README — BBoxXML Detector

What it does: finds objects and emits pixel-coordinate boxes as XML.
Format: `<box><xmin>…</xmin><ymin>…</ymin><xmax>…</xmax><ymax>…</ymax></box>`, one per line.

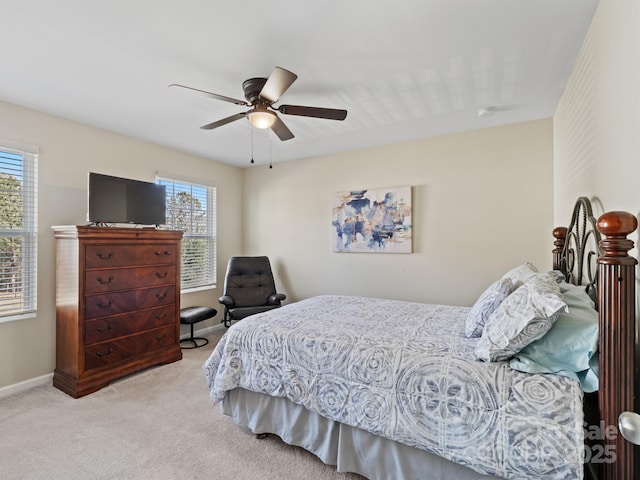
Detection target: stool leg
<box><xmin>180</xmin><ymin>321</ymin><xmax>210</xmax><ymax>349</ymax></box>
<box><xmin>190</xmin><ymin>323</ymin><xmax>195</xmax><ymax>341</ymax></box>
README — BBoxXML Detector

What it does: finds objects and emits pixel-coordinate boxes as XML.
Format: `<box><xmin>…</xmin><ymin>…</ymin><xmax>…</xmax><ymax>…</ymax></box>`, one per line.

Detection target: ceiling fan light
<box><xmin>247</xmin><ymin>108</ymin><xmax>276</xmax><ymax>129</ymax></box>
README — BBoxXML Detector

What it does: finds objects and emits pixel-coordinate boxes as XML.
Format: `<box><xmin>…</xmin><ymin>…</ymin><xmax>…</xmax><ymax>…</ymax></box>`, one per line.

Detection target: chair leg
<box><xmin>179</xmin><ymin>323</ymin><xmax>209</xmax><ymax>349</ymax></box>
<box><xmin>222</xmin><ymin>309</ymin><xmax>232</xmax><ymax>328</ymax></box>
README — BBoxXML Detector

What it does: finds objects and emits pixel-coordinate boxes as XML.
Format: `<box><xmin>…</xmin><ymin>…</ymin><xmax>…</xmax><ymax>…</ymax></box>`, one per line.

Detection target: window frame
<box><xmin>0</xmin><ymin>141</ymin><xmax>38</xmax><ymax>323</ymax></box>
<box><xmin>156</xmin><ymin>175</ymin><xmax>216</xmax><ymax>292</ymax></box>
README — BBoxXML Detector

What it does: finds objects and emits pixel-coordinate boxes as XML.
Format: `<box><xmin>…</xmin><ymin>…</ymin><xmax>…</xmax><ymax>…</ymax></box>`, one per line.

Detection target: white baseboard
<box><xmin>180</xmin><ymin>323</ymin><xmax>226</xmax><ymax>339</ymax></box>
<box><xmin>0</xmin><ymin>324</ymin><xmax>226</xmax><ymax>399</ymax></box>
<box><xmin>0</xmin><ymin>373</ymin><xmax>53</xmax><ymax>399</ymax></box>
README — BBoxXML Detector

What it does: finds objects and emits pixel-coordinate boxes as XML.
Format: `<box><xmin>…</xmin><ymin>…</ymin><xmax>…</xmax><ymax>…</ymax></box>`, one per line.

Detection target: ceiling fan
<box><xmin>170</xmin><ymin>66</ymin><xmax>348</xmax><ymax>141</ymax></box>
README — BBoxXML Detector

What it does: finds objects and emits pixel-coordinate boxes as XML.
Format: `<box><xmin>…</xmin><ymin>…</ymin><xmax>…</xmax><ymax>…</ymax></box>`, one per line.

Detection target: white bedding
<box><xmin>203</xmin><ymin>295</ymin><xmax>584</xmax><ymax>479</ymax></box>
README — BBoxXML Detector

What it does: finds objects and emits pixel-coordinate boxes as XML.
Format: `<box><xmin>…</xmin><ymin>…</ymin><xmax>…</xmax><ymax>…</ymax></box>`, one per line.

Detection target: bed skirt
<box><xmin>221</xmin><ymin>388</ymin><xmax>502</xmax><ymax>480</ymax></box>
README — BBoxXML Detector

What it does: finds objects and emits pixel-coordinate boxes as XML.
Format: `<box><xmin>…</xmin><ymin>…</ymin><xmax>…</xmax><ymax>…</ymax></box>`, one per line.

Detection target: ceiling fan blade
<box><xmin>270</xmin><ymin>115</ymin><xmax>295</xmax><ymax>141</ymax></box>
<box><xmin>201</xmin><ymin>112</ymin><xmax>247</xmax><ymax>130</ymax></box>
<box><xmin>259</xmin><ymin>67</ymin><xmax>298</xmax><ymax>103</ymax></box>
<box><xmin>278</xmin><ymin>104</ymin><xmax>347</xmax><ymax>121</ymax></box>
<box><xmin>169</xmin><ymin>84</ymin><xmax>248</xmax><ymax>106</ymax></box>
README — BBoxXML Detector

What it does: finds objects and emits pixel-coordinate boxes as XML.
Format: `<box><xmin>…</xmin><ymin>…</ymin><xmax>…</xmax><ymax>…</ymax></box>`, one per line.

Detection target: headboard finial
<box><xmin>597</xmin><ymin>211</ymin><xmax>638</xmax><ymax>264</ymax></box>
<box><xmin>552</xmin><ymin>226</ymin><xmax>568</xmax><ymax>248</ymax></box>
<box><xmin>552</xmin><ymin>227</ymin><xmax>567</xmax><ymax>271</ymax></box>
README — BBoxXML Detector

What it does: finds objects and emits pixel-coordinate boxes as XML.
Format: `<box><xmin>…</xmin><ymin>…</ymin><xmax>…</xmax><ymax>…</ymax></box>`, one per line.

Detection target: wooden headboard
<box><xmin>553</xmin><ymin>197</ymin><xmax>638</xmax><ymax>480</ymax></box>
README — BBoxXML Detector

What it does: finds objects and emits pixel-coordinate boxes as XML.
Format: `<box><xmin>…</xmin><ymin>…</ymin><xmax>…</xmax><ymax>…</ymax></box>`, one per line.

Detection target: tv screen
<box><xmin>88</xmin><ymin>173</ymin><xmax>166</xmax><ymax>226</ymax></box>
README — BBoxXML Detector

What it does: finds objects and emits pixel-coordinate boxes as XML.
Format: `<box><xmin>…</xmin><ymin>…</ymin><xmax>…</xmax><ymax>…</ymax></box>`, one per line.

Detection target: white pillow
<box><xmin>475</xmin><ymin>272</ymin><xmax>567</xmax><ymax>362</ymax></box>
<box><xmin>465</xmin><ymin>278</ymin><xmax>513</xmax><ymax>338</ymax></box>
<box><xmin>500</xmin><ymin>262</ymin><xmax>538</xmax><ymax>290</ymax></box>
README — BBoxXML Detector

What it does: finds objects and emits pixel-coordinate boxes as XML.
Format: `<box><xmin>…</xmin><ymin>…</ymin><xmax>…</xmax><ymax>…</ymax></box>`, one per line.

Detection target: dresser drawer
<box><xmin>85</xmin><ymin>265</ymin><xmax>177</xmax><ymax>294</ymax></box>
<box><xmin>85</xmin><ymin>325</ymin><xmax>176</xmax><ymax>370</ymax></box>
<box><xmin>137</xmin><ymin>325</ymin><xmax>175</xmax><ymax>353</ymax></box>
<box><xmin>85</xmin><ymin>244</ymin><xmax>178</xmax><ymax>268</ymax></box>
<box><xmin>85</xmin><ymin>286</ymin><xmax>176</xmax><ymax>319</ymax></box>
<box><xmin>85</xmin><ymin>305</ymin><xmax>175</xmax><ymax>345</ymax></box>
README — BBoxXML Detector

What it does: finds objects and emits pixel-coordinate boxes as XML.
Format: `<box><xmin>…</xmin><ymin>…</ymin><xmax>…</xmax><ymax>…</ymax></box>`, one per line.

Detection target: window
<box><xmin>156</xmin><ymin>177</ymin><xmax>216</xmax><ymax>291</ymax></box>
<box><xmin>0</xmin><ymin>145</ymin><xmax>38</xmax><ymax>321</ymax></box>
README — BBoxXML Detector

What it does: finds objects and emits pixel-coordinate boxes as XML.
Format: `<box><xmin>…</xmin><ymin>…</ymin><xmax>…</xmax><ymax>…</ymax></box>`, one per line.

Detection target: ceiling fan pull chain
<box><xmin>250</xmin><ymin>128</ymin><xmax>255</xmax><ymax>164</ymax></box>
<box><xmin>269</xmin><ymin>131</ymin><xmax>273</xmax><ymax>169</ymax></box>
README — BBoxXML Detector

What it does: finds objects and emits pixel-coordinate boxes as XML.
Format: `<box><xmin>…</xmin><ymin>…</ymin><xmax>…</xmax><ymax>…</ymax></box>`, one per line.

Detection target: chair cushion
<box><xmin>180</xmin><ymin>306</ymin><xmax>217</xmax><ymax>324</ymax></box>
<box><xmin>228</xmin><ymin>305</ymin><xmax>280</xmax><ymax>320</ymax></box>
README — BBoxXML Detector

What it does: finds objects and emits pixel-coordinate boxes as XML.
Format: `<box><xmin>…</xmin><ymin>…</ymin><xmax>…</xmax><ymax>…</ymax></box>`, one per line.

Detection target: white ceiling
<box><xmin>0</xmin><ymin>0</ymin><xmax>598</xmax><ymax>168</ymax></box>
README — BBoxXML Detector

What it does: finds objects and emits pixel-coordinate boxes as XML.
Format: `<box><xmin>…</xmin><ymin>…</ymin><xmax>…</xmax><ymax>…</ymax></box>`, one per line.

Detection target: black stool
<box><xmin>179</xmin><ymin>306</ymin><xmax>217</xmax><ymax>349</ymax></box>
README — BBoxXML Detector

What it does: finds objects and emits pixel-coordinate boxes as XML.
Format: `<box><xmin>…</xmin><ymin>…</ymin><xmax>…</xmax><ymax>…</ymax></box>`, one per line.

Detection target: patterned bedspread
<box><xmin>203</xmin><ymin>295</ymin><xmax>584</xmax><ymax>479</ymax></box>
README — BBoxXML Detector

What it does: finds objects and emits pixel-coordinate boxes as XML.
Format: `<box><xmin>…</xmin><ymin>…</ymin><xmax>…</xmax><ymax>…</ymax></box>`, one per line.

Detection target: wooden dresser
<box><xmin>52</xmin><ymin>226</ymin><xmax>183</xmax><ymax>398</ymax></box>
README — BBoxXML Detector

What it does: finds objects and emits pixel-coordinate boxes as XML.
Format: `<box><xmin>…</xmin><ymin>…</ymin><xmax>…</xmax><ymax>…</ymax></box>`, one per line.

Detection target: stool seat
<box><xmin>180</xmin><ymin>306</ymin><xmax>217</xmax><ymax>349</ymax></box>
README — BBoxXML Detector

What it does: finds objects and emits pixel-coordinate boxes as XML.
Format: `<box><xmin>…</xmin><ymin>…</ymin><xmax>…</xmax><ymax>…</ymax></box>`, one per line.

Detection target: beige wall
<box><xmin>553</xmin><ymin>0</ymin><xmax>640</xmax><ymax>340</ymax></box>
<box><xmin>243</xmin><ymin>119</ymin><xmax>555</xmax><ymax>308</ymax></box>
<box><xmin>554</xmin><ymin>0</ymin><xmax>640</xmax><ymax>222</ymax></box>
<box><xmin>0</xmin><ymin>100</ymin><xmax>243</xmax><ymax>389</ymax></box>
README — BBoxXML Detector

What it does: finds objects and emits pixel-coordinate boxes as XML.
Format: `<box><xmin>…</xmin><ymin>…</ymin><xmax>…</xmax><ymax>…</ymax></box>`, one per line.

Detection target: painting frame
<box><xmin>332</xmin><ymin>186</ymin><xmax>412</xmax><ymax>253</ymax></box>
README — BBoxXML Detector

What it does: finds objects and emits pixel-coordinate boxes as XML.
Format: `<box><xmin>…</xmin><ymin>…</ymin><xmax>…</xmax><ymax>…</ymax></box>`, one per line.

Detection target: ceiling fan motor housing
<box><xmin>242</xmin><ymin>77</ymin><xmax>268</xmax><ymax>105</ymax></box>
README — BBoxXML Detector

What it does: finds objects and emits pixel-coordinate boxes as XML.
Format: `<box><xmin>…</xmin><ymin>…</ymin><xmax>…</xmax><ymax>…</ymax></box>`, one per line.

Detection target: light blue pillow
<box><xmin>465</xmin><ymin>278</ymin><xmax>513</xmax><ymax>338</ymax></box>
<box><xmin>509</xmin><ymin>281</ymin><xmax>599</xmax><ymax>392</ymax></box>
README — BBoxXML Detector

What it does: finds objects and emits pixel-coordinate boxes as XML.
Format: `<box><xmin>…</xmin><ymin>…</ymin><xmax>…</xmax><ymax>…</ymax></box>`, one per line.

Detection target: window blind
<box><xmin>0</xmin><ymin>147</ymin><xmax>38</xmax><ymax>320</ymax></box>
<box><xmin>157</xmin><ymin>177</ymin><xmax>216</xmax><ymax>290</ymax></box>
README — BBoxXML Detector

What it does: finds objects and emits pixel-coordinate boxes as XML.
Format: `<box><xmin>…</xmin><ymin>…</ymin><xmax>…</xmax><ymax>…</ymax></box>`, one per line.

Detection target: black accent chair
<box><xmin>218</xmin><ymin>256</ymin><xmax>286</xmax><ymax>328</ymax></box>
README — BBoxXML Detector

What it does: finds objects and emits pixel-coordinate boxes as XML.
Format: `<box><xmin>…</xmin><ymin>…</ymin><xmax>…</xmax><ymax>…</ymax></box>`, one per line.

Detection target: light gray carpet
<box><xmin>0</xmin><ymin>329</ymin><xmax>363</xmax><ymax>480</ymax></box>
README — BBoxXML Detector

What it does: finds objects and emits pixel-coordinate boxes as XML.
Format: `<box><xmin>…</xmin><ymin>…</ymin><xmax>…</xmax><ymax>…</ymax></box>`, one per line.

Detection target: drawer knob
<box><xmin>96</xmin><ymin>348</ymin><xmax>114</xmax><ymax>358</ymax></box>
<box><xmin>96</xmin><ymin>300</ymin><xmax>113</xmax><ymax>309</ymax></box>
<box><xmin>96</xmin><ymin>252</ymin><xmax>114</xmax><ymax>260</ymax></box>
<box><xmin>155</xmin><ymin>293</ymin><xmax>168</xmax><ymax>300</ymax></box>
<box><xmin>97</xmin><ymin>275</ymin><xmax>114</xmax><ymax>285</ymax></box>
<box><xmin>155</xmin><ymin>251</ymin><xmax>171</xmax><ymax>256</ymax></box>
<box><xmin>155</xmin><ymin>271</ymin><xmax>169</xmax><ymax>279</ymax></box>
<box><xmin>96</xmin><ymin>324</ymin><xmax>113</xmax><ymax>334</ymax></box>
<box><xmin>155</xmin><ymin>312</ymin><xmax>168</xmax><ymax>320</ymax></box>
<box><xmin>154</xmin><ymin>334</ymin><xmax>167</xmax><ymax>341</ymax></box>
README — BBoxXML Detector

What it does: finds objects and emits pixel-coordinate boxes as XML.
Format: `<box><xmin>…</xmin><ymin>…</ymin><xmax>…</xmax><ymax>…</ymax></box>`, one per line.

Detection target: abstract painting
<box><xmin>332</xmin><ymin>186</ymin><xmax>412</xmax><ymax>253</ymax></box>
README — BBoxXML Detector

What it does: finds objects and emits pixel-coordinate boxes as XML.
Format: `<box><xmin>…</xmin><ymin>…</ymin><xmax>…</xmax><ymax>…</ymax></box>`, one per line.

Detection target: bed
<box><xmin>203</xmin><ymin>197</ymin><xmax>638</xmax><ymax>480</ymax></box>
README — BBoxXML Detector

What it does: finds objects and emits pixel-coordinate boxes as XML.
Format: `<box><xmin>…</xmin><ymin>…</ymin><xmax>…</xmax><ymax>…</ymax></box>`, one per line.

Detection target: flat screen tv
<box><xmin>88</xmin><ymin>172</ymin><xmax>166</xmax><ymax>226</ymax></box>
